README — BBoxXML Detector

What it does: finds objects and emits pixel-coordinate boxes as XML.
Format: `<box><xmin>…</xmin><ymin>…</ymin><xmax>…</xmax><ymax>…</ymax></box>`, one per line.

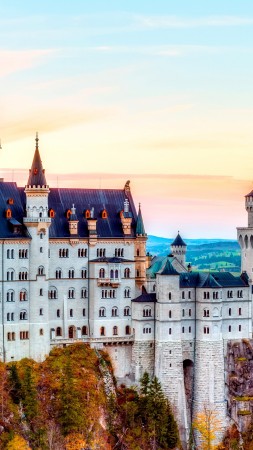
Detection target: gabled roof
<box><xmin>171</xmin><ymin>232</ymin><xmax>186</xmax><ymax>247</ymax></box>
<box><xmin>159</xmin><ymin>259</ymin><xmax>179</xmax><ymax>276</ymax></box>
<box><xmin>26</xmin><ymin>134</ymin><xmax>47</xmax><ymax>187</ymax></box>
<box><xmin>132</xmin><ymin>292</ymin><xmax>156</xmax><ymax>303</ymax></box>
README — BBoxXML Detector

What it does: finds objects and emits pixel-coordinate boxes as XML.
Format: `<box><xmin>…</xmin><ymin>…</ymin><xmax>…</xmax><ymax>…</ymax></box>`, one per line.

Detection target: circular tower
<box><xmin>237</xmin><ymin>189</ymin><xmax>253</xmax><ymax>280</ymax></box>
<box><xmin>170</xmin><ymin>232</ymin><xmax>187</xmax><ymax>267</ymax></box>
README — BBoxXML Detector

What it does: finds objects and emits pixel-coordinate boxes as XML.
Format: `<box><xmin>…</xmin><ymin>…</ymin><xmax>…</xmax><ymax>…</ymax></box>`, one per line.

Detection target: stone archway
<box><xmin>183</xmin><ymin>359</ymin><xmax>194</xmax><ymax>412</ymax></box>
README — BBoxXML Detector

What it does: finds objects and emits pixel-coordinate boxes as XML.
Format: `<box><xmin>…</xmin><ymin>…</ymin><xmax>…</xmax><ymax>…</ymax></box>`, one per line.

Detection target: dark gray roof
<box><xmin>27</xmin><ymin>139</ymin><xmax>47</xmax><ymax>187</ymax></box>
<box><xmin>0</xmin><ymin>182</ymin><xmax>30</xmax><ymax>239</ymax></box>
<box><xmin>136</xmin><ymin>204</ymin><xmax>146</xmax><ymax>236</ymax></box>
<box><xmin>132</xmin><ymin>292</ymin><xmax>156</xmax><ymax>303</ymax></box>
<box><xmin>160</xmin><ymin>259</ymin><xmax>179</xmax><ymax>276</ymax></box>
<box><xmin>179</xmin><ymin>271</ymin><xmax>248</xmax><ymax>288</ymax></box>
<box><xmin>171</xmin><ymin>233</ymin><xmax>186</xmax><ymax>247</ymax></box>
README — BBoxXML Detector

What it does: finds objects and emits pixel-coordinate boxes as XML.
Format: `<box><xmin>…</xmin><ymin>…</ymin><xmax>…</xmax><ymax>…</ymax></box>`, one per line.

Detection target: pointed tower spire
<box><xmin>26</xmin><ymin>133</ymin><xmax>47</xmax><ymax>187</ymax></box>
<box><xmin>136</xmin><ymin>203</ymin><xmax>146</xmax><ymax>236</ymax></box>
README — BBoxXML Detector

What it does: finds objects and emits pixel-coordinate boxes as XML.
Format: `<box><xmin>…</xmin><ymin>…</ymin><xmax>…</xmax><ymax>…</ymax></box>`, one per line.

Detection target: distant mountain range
<box><xmin>146</xmin><ymin>235</ymin><xmax>241</xmax><ymax>272</ymax></box>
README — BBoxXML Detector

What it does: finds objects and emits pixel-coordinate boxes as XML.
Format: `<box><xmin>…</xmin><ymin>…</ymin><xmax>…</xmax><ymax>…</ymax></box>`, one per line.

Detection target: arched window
<box><xmin>99</xmin><ymin>307</ymin><xmax>106</xmax><ymax>317</ymax></box>
<box><xmin>112</xmin><ymin>307</ymin><xmax>118</xmax><ymax>317</ymax></box>
<box><xmin>20</xmin><ymin>310</ymin><xmax>27</xmax><ymax>320</ymax></box>
<box><xmin>48</xmin><ymin>287</ymin><xmax>57</xmax><ymax>299</ymax></box>
<box><xmin>40</xmin><ymin>329</ymin><xmax>44</xmax><ymax>336</ymax></box>
<box><xmin>99</xmin><ymin>268</ymin><xmax>105</xmax><ymax>278</ymax></box>
<box><xmin>7</xmin><ymin>290</ymin><xmax>14</xmax><ymax>302</ymax></box>
<box><xmin>110</xmin><ymin>269</ymin><xmax>114</xmax><ymax>279</ymax></box>
<box><xmin>101</xmin><ymin>209</ymin><xmax>108</xmax><ymax>219</ymax></box>
<box><xmin>7</xmin><ymin>269</ymin><xmax>14</xmax><ymax>281</ymax></box>
<box><xmin>125</xmin><ymin>325</ymin><xmax>131</xmax><ymax>335</ymax></box>
<box><xmin>100</xmin><ymin>327</ymin><xmax>105</xmax><ymax>336</ymax></box>
<box><xmin>56</xmin><ymin>327</ymin><xmax>62</xmax><ymax>337</ymax></box>
<box><xmin>57</xmin><ymin>309</ymin><xmax>60</xmax><ymax>318</ymax></box>
<box><xmin>82</xmin><ymin>326</ymin><xmax>88</xmax><ymax>335</ymax></box>
<box><xmin>169</xmin><ymin>310</ymin><xmax>172</xmax><ymax>318</ymax></box>
<box><xmin>143</xmin><ymin>307</ymin><xmax>152</xmax><ymax>317</ymax></box>
<box><xmin>69</xmin><ymin>269</ymin><xmax>74</xmax><ymax>279</ymax></box>
<box><xmin>203</xmin><ymin>309</ymin><xmax>210</xmax><ymax>318</ymax></box>
<box><xmin>124</xmin><ymin>268</ymin><xmax>130</xmax><ymax>278</ymax></box>
<box><xmin>6</xmin><ymin>208</ymin><xmax>12</xmax><ymax>219</ymax></box>
<box><xmin>70</xmin><ymin>309</ymin><xmax>73</xmax><ymax>317</ymax></box>
<box><xmin>81</xmin><ymin>288</ymin><xmax>87</xmax><ymax>299</ymax></box>
<box><xmin>38</xmin><ymin>266</ymin><xmax>44</xmax><ymax>276</ymax></box>
<box><xmin>136</xmin><ymin>269</ymin><xmax>140</xmax><ymax>277</ymax></box>
<box><xmin>81</xmin><ymin>269</ymin><xmax>87</xmax><ymax>279</ymax></box>
<box><xmin>136</xmin><ymin>249</ymin><xmax>140</xmax><ymax>257</ymax></box>
<box><xmin>78</xmin><ymin>248</ymin><xmax>87</xmax><ymax>257</ymax></box>
<box><xmin>49</xmin><ymin>209</ymin><xmax>55</xmax><ymax>218</ymax></box>
<box><xmin>66</xmin><ymin>209</ymin><xmax>71</xmax><ymax>219</ymax></box>
<box><xmin>85</xmin><ymin>209</ymin><xmax>90</xmax><ymax>219</ymax></box>
<box><xmin>68</xmin><ymin>288</ymin><xmax>75</xmax><ymax>299</ymax></box>
<box><xmin>68</xmin><ymin>326</ymin><xmax>75</xmax><ymax>338</ymax></box>
<box><xmin>113</xmin><ymin>326</ymin><xmax>118</xmax><ymax>336</ymax></box>
<box><xmin>56</xmin><ymin>269</ymin><xmax>62</xmax><ymax>279</ymax></box>
<box><xmin>115</xmin><ymin>269</ymin><xmax>119</xmax><ymax>279</ymax></box>
<box><xmin>20</xmin><ymin>289</ymin><xmax>27</xmax><ymax>301</ymax></box>
<box><xmin>143</xmin><ymin>325</ymin><xmax>152</xmax><ymax>334</ymax></box>
<box><xmin>124</xmin><ymin>288</ymin><xmax>130</xmax><ymax>298</ymax></box>
<box><xmin>124</xmin><ymin>306</ymin><xmax>131</xmax><ymax>316</ymax></box>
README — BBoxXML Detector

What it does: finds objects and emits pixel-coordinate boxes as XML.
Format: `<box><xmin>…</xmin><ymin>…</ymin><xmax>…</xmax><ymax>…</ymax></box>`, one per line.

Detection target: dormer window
<box><xmin>6</xmin><ymin>209</ymin><xmax>12</xmax><ymax>219</ymax></box>
<box><xmin>34</xmin><ymin>168</ymin><xmax>38</xmax><ymax>175</ymax></box>
<box><xmin>49</xmin><ymin>209</ymin><xmax>55</xmax><ymax>218</ymax></box>
<box><xmin>8</xmin><ymin>198</ymin><xmax>14</xmax><ymax>205</ymax></box>
<box><xmin>66</xmin><ymin>209</ymin><xmax>71</xmax><ymax>219</ymax></box>
<box><xmin>101</xmin><ymin>209</ymin><xmax>108</xmax><ymax>219</ymax></box>
<box><xmin>85</xmin><ymin>210</ymin><xmax>91</xmax><ymax>219</ymax></box>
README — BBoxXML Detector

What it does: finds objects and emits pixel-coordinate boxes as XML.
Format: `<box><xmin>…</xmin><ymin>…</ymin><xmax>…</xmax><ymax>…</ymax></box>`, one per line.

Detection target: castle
<box><xmin>1</xmin><ymin>135</ymin><xmax>253</xmax><ymax>446</ymax></box>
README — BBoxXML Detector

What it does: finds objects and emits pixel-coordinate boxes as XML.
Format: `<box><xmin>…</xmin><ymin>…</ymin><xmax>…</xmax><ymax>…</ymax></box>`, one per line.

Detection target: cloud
<box><xmin>134</xmin><ymin>15</ymin><xmax>253</xmax><ymax>29</ymax></box>
<box><xmin>0</xmin><ymin>49</ymin><xmax>55</xmax><ymax>78</ymax></box>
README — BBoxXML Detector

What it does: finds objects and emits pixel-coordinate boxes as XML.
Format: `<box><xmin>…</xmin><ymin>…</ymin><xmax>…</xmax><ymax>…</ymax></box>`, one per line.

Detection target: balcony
<box><xmin>97</xmin><ymin>278</ymin><xmax>120</xmax><ymax>287</ymax></box>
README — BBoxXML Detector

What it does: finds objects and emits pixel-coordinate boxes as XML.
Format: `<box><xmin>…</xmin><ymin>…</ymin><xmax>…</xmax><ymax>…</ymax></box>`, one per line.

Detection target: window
<box><xmin>49</xmin><ymin>209</ymin><xmax>55</xmax><ymax>218</ymax></box>
<box><xmin>68</xmin><ymin>326</ymin><xmax>75</xmax><ymax>338</ymax></box>
<box><xmin>81</xmin><ymin>269</ymin><xmax>87</xmax><ymax>279</ymax></box>
<box><xmin>40</xmin><ymin>329</ymin><xmax>44</xmax><ymax>336</ymax></box>
<box><xmin>56</xmin><ymin>269</ymin><xmax>62</xmax><ymax>279</ymax></box>
<box><xmin>38</xmin><ymin>266</ymin><xmax>44</xmax><ymax>276</ymax></box>
<box><xmin>169</xmin><ymin>328</ymin><xmax>172</xmax><ymax>335</ymax></box>
<box><xmin>169</xmin><ymin>310</ymin><xmax>172</xmax><ymax>318</ymax></box>
<box><xmin>102</xmin><ymin>209</ymin><xmax>108</xmax><ymax>219</ymax></box>
<box><xmin>100</xmin><ymin>326</ymin><xmax>105</xmax><ymax>336</ymax></box>
<box><xmin>227</xmin><ymin>290</ymin><xmax>233</xmax><ymax>298</ymax></box>
<box><xmin>68</xmin><ymin>288</ymin><xmax>75</xmax><ymax>299</ymax></box>
<box><xmin>124</xmin><ymin>268</ymin><xmax>130</xmax><ymax>278</ymax></box>
<box><xmin>81</xmin><ymin>288</ymin><xmax>87</xmax><ymax>299</ymax></box>
<box><xmin>70</xmin><ymin>309</ymin><xmax>73</xmax><ymax>318</ymax></box>
<box><xmin>124</xmin><ymin>288</ymin><xmax>130</xmax><ymax>298</ymax></box>
<box><xmin>237</xmin><ymin>290</ymin><xmax>243</xmax><ymax>298</ymax></box>
<box><xmin>125</xmin><ymin>325</ymin><xmax>131</xmax><ymax>335</ymax></box>
<box><xmin>204</xmin><ymin>326</ymin><xmax>210</xmax><ymax>334</ymax></box>
<box><xmin>19</xmin><ymin>249</ymin><xmax>28</xmax><ymax>259</ymax></box>
<box><xmin>59</xmin><ymin>249</ymin><xmax>69</xmax><ymax>258</ymax></box>
<box><xmin>99</xmin><ymin>308</ymin><xmax>106</xmax><ymax>317</ymax></box>
<box><xmin>99</xmin><ymin>268</ymin><xmax>105</xmax><ymax>278</ymax></box>
<box><xmin>112</xmin><ymin>307</ymin><xmax>118</xmax><ymax>317</ymax></box>
<box><xmin>101</xmin><ymin>289</ymin><xmax>115</xmax><ymax>299</ymax></box>
<box><xmin>82</xmin><ymin>326</ymin><xmax>88</xmax><ymax>335</ymax></box>
<box><xmin>239</xmin><ymin>325</ymin><xmax>242</xmax><ymax>332</ymax></box>
<box><xmin>85</xmin><ymin>209</ymin><xmax>90</xmax><ymax>219</ymax></box>
<box><xmin>113</xmin><ymin>326</ymin><xmax>118</xmax><ymax>336</ymax></box>
<box><xmin>7</xmin><ymin>270</ymin><xmax>14</xmax><ymax>281</ymax></box>
<box><xmin>57</xmin><ymin>309</ymin><xmax>60</xmax><ymax>318</ymax></box>
<box><xmin>110</xmin><ymin>269</ymin><xmax>114</xmax><ymax>279</ymax></box>
<box><xmin>143</xmin><ymin>307</ymin><xmax>151</xmax><ymax>317</ymax></box>
<box><xmin>19</xmin><ymin>290</ymin><xmax>27</xmax><ymax>301</ymax></box>
<box><xmin>182</xmin><ymin>291</ymin><xmax>185</xmax><ymax>299</ymax></box>
<box><xmin>7</xmin><ymin>332</ymin><xmax>15</xmax><ymax>341</ymax></box>
<box><xmin>48</xmin><ymin>287</ymin><xmax>57</xmax><ymax>299</ymax></box>
<box><xmin>39</xmin><ymin>308</ymin><xmax>43</xmax><ymax>316</ymax></box>
<box><xmin>168</xmin><ymin>292</ymin><xmax>171</xmax><ymax>300</ymax></box>
<box><xmin>136</xmin><ymin>249</ymin><xmax>140</xmax><ymax>256</ymax></box>
<box><xmin>143</xmin><ymin>326</ymin><xmax>152</xmax><ymax>334</ymax></box>
<box><xmin>20</xmin><ymin>311</ymin><xmax>27</xmax><ymax>320</ymax></box>
<box><xmin>19</xmin><ymin>270</ymin><xmax>28</xmax><ymax>280</ymax></box>
<box><xmin>239</xmin><ymin>308</ymin><xmax>242</xmax><ymax>316</ymax></box>
<box><xmin>40</xmin><ymin>288</ymin><xmax>43</xmax><ymax>296</ymax></box>
<box><xmin>189</xmin><ymin>309</ymin><xmax>192</xmax><ymax>317</ymax></box>
<box><xmin>97</xmin><ymin>248</ymin><xmax>106</xmax><ymax>257</ymax></box>
<box><xmin>182</xmin><ymin>327</ymin><xmax>185</xmax><ymax>333</ymax></box>
<box><xmin>136</xmin><ymin>269</ymin><xmax>140</xmax><ymax>277</ymax></box>
<box><xmin>203</xmin><ymin>309</ymin><xmax>210</xmax><ymax>318</ymax></box>
<box><xmin>229</xmin><ymin>308</ymin><xmax>231</xmax><ymax>316</ymax></box>
<box><xmin>40</xmin><ymin>247</ymin><xmax>43</xmax><ymax>253</ymax></box>
<box><xmin>40</xmin><ymin>233</ymin><xmax>43</xmax><ymax>239</ymax></box>
<box><xmin>189</xmin><ymin>326</ymin><xmax>191</xmax><ymax>333</ymax></box>
<box><xmin>56</xmin><ymin>327</ymin><xmax>62</xmax><ymax>337</ymax></box>
<box><xmin>82</xmin><ymin>308</ymin><xmax>86</xmax><ymax>317</ymax></box>
<box><xmin>182</xmin><ymin>309</ymin><xmax>185</xmax><ymax>317</ymax></box>
<box><xmin>124</xmin><ymin>306</ymin><xmax>130</xmax><ymax>316</ymax></box>
<box><xmin>78</xmin><ymin>248</ymin><xmax>87</xmax><ymax>258</ymax></box>
<box><xmin>69</xmin><ymin>269</ymin><xmax>74</xmax><ymax>279</ymax></box>
<box><xmin>115</xmin><ymin>248</ymin><xmax>124</xmax><ymax>257</ymax></box>
<box><xmin>188</xmin><ymin>291</ymin><xmax>191</xmax><ymax>299</ymax></box>
<box><xmin>115</xmin><ymin>269</ymin><xmax>119</xmax><ymax>279</ymax></box>
<box><xmin>20</xmin><ymin>331</ymin><xmax>29</xmax><ymax>340</ymax></box>
<box><xmin>229</xmin><ymin>325</ymin><xmax>231</xmax><ymax>332</ymax></box>
<box><xmin>6</xmin><ymin>290</ymin><xmax>14</xmax><ymax>302</ymax></box>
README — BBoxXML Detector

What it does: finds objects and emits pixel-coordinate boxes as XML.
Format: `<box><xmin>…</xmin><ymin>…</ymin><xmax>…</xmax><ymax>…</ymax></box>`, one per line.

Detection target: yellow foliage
<box><xmin>193</xmin><ymin>405</ymin><xmax>223</xmax><ymax>450</ymax></box>
<box><xmin>6</xmin><ymin>434</ymin><xmax>31</xmax><ymax>450</ymax></box>
<box><xmin>65</xmin><ymin>433</ymin><xmax>87</xmax><ymax>450</ymax></box>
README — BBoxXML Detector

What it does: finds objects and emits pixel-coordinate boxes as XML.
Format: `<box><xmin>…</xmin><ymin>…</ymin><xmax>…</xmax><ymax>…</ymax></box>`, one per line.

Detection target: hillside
<box><xmin>147</xmin><ymin>235</ymin><xmax>241</xmax><ymax>272</ymax></box>
<box><xmin>0</xmin><ymin>344</ymin><xmax>179</xmax><ymax>450</ymax></box>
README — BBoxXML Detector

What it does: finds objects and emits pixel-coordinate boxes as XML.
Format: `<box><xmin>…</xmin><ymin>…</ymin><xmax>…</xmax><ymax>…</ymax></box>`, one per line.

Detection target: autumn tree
<box><xmin>6</xmin><ymin>434</ymin><xmax>31</xmax><ymax>450</ymax></box>
<box><xmin>193</xmin><ymin>404</ymin><xmax>223</xmax><ymax>450</ymax></box>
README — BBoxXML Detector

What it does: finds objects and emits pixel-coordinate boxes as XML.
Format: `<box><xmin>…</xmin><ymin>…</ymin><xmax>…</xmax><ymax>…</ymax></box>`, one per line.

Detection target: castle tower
<box><xmin>237</xmin><ymin>190</ymin><xmax>253</xmax><ymax>280</ymax></box>
<box><xmin>170</xmin><ymin>232</ymin><xmax>187</xmax><ymax>267</ymax></box>
<box><xmin>23</xmin><ymin>133</ymin><xmax>51</xmax><ymax>360</ymax></box>
<box><xmin>135</xmin><ymin>204</ymin><xmax>147</xmax><ymax>290</ymax></box>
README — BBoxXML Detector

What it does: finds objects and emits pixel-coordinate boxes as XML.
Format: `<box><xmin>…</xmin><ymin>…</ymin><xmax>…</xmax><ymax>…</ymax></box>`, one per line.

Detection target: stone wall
<box><xmin>132</xmin><ymin>340</ymin><xmax>155</xmax><ymax>380</ymax></box>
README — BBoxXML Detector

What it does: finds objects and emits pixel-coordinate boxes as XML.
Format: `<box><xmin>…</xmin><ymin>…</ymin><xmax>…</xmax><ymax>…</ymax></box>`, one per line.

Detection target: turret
<box><xmin>135</xmin><ymin>204</ymin><xmax>147</xmax><ymax>287</ymax></box>
<box><xmin>170</xmin><ymin>232</ymin><xmax>187</xmax><ymax>267</ymax></box>
<box><xmin>237</xmin><ymin>189</ymin><xmax>253</xmax><ymax>278</ymax></box>
<box><xmin>245</xmin><ymin>190</ymin><xmax>253</xmax><ymax>227</ymax></box>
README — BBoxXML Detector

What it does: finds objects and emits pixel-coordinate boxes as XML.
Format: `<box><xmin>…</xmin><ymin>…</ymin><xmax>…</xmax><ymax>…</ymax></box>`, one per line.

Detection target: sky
<box><xmin>1</xmin><ymin>1</ymin><xmax>253</xmax><ymax>238</ymax></box>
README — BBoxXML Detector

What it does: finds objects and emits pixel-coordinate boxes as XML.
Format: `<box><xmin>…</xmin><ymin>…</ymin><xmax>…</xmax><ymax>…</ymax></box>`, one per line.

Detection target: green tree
<box><xmin>9</xmin><ymin>363</ymin><xmax>22</xmax><ymax>405</ymax></box>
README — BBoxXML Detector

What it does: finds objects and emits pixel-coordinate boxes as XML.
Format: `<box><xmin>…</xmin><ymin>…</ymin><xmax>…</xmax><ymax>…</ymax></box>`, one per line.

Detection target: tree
<box><xmin>6</xmin><ymin>434</ymin><xmax>31</xmax><ymax>450</ymax></box>
<box><xmin>9</xmin><ymin>363</ymin><xmax>22</xmax><ymax>405</ymax></box>
<box><xmin>193</xmin><ymin>404</ymin><xmax>223</xmax><ymax>450</ymax></box>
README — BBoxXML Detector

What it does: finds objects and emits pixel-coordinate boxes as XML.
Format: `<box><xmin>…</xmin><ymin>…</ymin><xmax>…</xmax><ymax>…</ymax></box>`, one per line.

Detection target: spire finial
<box><xmin>35</xmin><ymin>132</ymin><xmax>39</xmax><ymax>150</ymax></box>
<box><xmin>139</xmin><ymin>202</ymin><xmax>141</xmax><ymax>209</ymax></box>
